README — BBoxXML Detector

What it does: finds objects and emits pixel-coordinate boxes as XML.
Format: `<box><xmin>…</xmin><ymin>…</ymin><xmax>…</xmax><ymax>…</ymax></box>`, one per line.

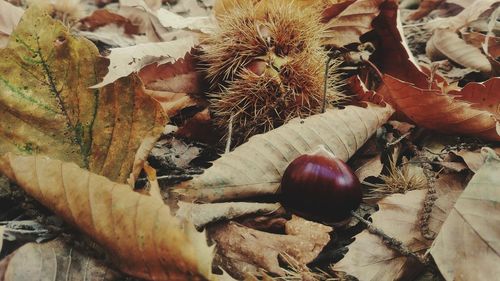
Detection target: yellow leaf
<box><xmin>0</xmin><ymin>6</ymin><xmax>166</xmax><ymax>183</ymax></box>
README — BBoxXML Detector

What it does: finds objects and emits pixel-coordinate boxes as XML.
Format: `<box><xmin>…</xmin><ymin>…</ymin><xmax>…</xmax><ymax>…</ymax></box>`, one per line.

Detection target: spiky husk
<box><xmin>201</xmin><ymin>0</ymin><xmax>341</xmax><ymax>145</ymax></box>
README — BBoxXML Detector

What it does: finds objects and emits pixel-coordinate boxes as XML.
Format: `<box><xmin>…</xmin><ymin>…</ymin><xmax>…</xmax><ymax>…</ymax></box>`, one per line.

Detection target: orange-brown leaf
<box><xmin>79</xmin><ymin>9</ymin><xmax>139</xmax><ymax>35</ymax></box>
<box><xmin>0</xmin><ymin>154</ymin><xmax>215</xmax><ymax>281</ymax></box>
<box><xmin>381</xmin><ymin>75</ymin><xmax>500</xmax><ymax>141</ymax></box>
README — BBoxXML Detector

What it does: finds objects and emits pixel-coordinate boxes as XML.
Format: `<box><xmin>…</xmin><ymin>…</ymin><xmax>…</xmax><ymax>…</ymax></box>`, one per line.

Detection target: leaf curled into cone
<box><xmin>0</xmin><ymin>153</ymin><xmax>215</xmax><ymax>281</ymax></box>
<box><xmin>173</xmin><ymin>103</ymin><xmax>394</xmax><ymax>203</ymax></box>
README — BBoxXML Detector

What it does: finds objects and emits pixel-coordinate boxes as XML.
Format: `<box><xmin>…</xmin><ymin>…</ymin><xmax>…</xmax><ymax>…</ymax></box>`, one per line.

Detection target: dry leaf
<box><xmin>381</xmin><ymin>74</ymin><xmax>500</xmax><ymax>141</ymax></box>
<box><xmin>407</xmin><ymin>0</ymin><xmax>445</xmax><ymax>20</ymax></box>
<box><xmin>453</xmin><ymin>147</ymin><xmax>500</xmax><ymax>172</ymax></box>
<box><xmin>92</xmin><ymin>37</ymin><xmax>198</xmax><ymax>88</ymax></box>
<box><xmin>1</xmin><ymin>239</ymin><xmax>120</xmax><ymax>281</ymax></box>
<box><xmin>462</xmin><ymin>31</ymin><xmax>500</xmax><ymax>58</ymax></box>
<box><xmin>0</xmin><ymin>6</ymin><xmax>166</xmax><ymax>183</ymax></box>
<box><xmin>176</xmin><ymin>202</ymin><xmax>281</xmax><ymax>229</ymax></box>
<box><xmin>426</xmin><ymin>29</ymin><xmax>492</xmax><ymax>73</ymax></box>
<box><xmin>333</xmin><ymin>190</ymin><xmax>430</xmax><ymax>281</ymax></box>
<box><xmin>428</xmin><ymin>173</ymin><xmax>469</xmax><ymax>235</ymax></box>
<box><xmin>0</xmin><ymin>154</ymin><xmax>215</xmax><ymax>281</ymax></box>
<box><xmin>175</xmin><ymin>108</ymin><xmax>220</xmax><ymax>144</ymax></box>
<box><xmin>430</xmin><ymin>148</ymin><xmax>500</xmax><ymax>281</ymax></box>
<box><xmin>322</xmin><ymin>0</ymin><xmax>384</xmax><ymax>47</ymax></box>
<box><xmin>80</xmin><ymin>9</ymin><xmax>139</xmax><ymax>35</ymax></box>
<box><xmin>354</xmin><ymin>154</ymin><xmax>383</xmax><ymax>182</ymax></box>
<box><xmin>0</xmin><ymin>0</ymin><xmax>24</xmax><ymax>48</ymax></box>
<box><xmin>425</xmin><ymin>0</ymin><xmax>498</xmax><ymax>31</ymax></box>
<box><xmin>174</xmin><ymin>103</ymin><xmax>394</xmax><ymax>202</ymax></box>
<box><xmin>0</xmin><ymin>226</ymin><xmax>4</xmax><ymax>254</ymax></box>
<box><xmin>78</xmin><ymin>24</ymin><xmax>147</xmax><ymax>47</ymax></box>
<box><xmin>210</xmin><ymin>216</ymin><xmax>332</xmax><ymax>279</ymax></box>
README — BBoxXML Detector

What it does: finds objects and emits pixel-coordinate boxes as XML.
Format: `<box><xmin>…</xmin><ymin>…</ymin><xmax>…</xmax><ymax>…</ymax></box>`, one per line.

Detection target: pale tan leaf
<box><xmin>92</xmin><ymin>37</ymin><xmax>198</xmax><ymax>88</ymax></box>
<box><xmin>176</xmin><ymin>202</ymin><xmax>281</xmax><ymax>229</ymax></box>
<box><xmin>425</xmin><ymin>0</ymin><xmax>499</xmax><ymax>31</ymax></box>
<box><xmin>333</xmin><ymin>190</ymin><xmax>430</xmax><ymax>281</ymax></box>
<box><xmin>0</xmin><ymin>154</ymin><xmax>215</xmax><ymax>281</ymax></box>
<box><xmin>174</xmin><ymin>103</ymin><xmax>394</xmax><ymax>202</ymax></box>
<box><xmin>210</xmin><ymin>216</ymin><xmax>331</xmax><ymax>279</ymax></box>
<box><xmin>428</xmin><ymin>173</ymin><xmax>468</xmax><ymax>235</ymax></box>
<box><xmin>426</xmin><ymin>29</ymin><xmax>491</xmax><ymax>73</ymax></box>
<box><xmin>452</xmin><ymin>147</ymin><xmax>500</xmax><ymax>172</ymax></box>
<box><xmin>0</xmin><ymin>226</ymin><xmax>4</xmax><ymax>254</ymax></box>
<box><xmin>323</xmin><ymin>0</ymin><xmax>384</xmax><ymax>47</ymax></box>
<box><xmin>1</xmin><ymin>239</ymin><xmax>120</xmax><ymax>281</ymax></box>
<box><xmin>355</xmin><ymin>154</ymin><xmax>383</xmax><ymax>182</ymax></box>
<box><xmin>156</xmin><ymin>8</ymin><xmax>215</xmax><ymax>34</ymax></box>
<box><xmin>430</xmin><ymin>148</ymin><xmax>500</xmax><ymax>281</ymax></box>
<box><xmin>0</xmin><ymin>0</ymin><xmax>23</xmax><ymax>48</ymax></box>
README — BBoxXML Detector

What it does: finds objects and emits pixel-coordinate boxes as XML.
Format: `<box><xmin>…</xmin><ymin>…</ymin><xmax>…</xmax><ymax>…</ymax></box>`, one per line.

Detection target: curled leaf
<box><xmin>426</xmin><ymin>29</ymin><xmax>491</xmax><ymax>73</ymax></box>
<box><xmin>323</xmin><ymin>0</ymin><xmax>384</xmax><ymax>47</ymax></box>
<box><xmin>174</xmin><ymin>103</ymin><xmax>394</xmax><ymax>202</ymax></box>
<box><xmin>0</xmin><ymin>154</ymin><xmax>214</xmax><ymax>281</ymax></box>
<box><xmin>381</xmin><ymin>75</ymin><xmax>500</xmax><ymax>141</ymax></box>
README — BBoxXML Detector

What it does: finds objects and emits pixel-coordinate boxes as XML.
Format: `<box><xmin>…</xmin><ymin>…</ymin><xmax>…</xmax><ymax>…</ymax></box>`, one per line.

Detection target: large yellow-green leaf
<box><xmin>0</xmin><ymin>6</ymin><xmax>166</xmax><ymax>183</ymax></box>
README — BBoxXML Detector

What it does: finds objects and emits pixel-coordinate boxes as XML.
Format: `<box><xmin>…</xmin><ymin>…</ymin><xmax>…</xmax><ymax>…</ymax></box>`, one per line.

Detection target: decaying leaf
<box><xmin>452</xmin><ymin>147</ymin><xmax>500</xmax><ymax>172</ymax></box>
<box><xmin>176</xmin><ymin>202</ymin><xmax>281</xmax><ymax>229</ymax></box>
<box><xmin>92</xmin><ymin>36</ymin><xmax>198</xmax><ymax>88</ymax></box>
<box><xmin>430</xmin><ymin>148</ymin><xmax>500</xmax><ymax>281</ymax></box>
<box><xmin>0</xmin><ymin>153</ymin><xmax>215</xmax><ymax>281</ymax></box>
<box><xmin>426</xmin><ymin>29</ymin><xmax>491</xmax><ymax>73</ymax></box>
<box><xmin>322</xmin><ymin>0</ymin><xmax>384</xmax><ymax>47</ymax></box>
<box><xmin>0</xmin><ymin>6</ymin><xmax>166</xmax><ymax>183</ymax></box>
<box><xmin>210</xmin><ymin>216</ymin><xmax>332</xmax><ymax>279</ymax></box>
<box><xmin>0</xmin><ymin>0</ymin><xmax>24</xmax><ymax>48</ymax></box>
<box><xmin>407</xmin><ymin>0</ymin><xmax>444</xmax><ymax>20</ymax></box>
<box><xmin>381</xmin><ymin>74</ymin><xmax>500</xmax><ymax>141</ymax></box>
<box><xmin>333</xmin><ymin>190</ymin><xmax>430</xmax><ymax>280</ymax></box>
<box><xmin>174</xmin><ymin>103</ymin><xmax>394</xmax><ymax>202</ymax></box>
<box><xmin>0</xmin><ymin>239</ymin><xmax>120</xmax><ymax>281</ymax></box>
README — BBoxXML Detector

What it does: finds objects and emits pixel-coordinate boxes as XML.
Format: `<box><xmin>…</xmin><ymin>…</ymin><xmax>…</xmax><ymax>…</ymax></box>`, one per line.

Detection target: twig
<box><xmin>322</xmin><ymin>56</ymin><xmax>333</xmax><ymax>113</ymax></box>
<box><xmin>350</xmin><ymin>211</ymin><xmax>428</xmax><ymax>265</ymax></box>
<box><xmin>386</xmin><ymin>132</ymin><xmax>411</xmax><ymax>148</ymax></box>
<box><xmin>225</xmin><ymin>114</ymin><xmax>234</xmax><ymax>153</ymax></box>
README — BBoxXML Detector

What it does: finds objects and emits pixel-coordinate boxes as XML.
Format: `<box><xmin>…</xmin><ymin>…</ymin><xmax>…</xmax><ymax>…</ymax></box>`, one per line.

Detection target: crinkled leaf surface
<box><xmin>0</xmin><ymin>153</ymin><xmax>215</xmax><ymax>281</ymax></box>
<box><xmin>430</xmin><ymin>148</ymin><xmax>500</xmax><ymax>281</ymax></box>
<box><xmin>1</xmin><ymin>239</ymin><xmax>120</xmax><ymax>281</ymax></box>
<box><xmin>0</xmin><ymin>6</ymin><xmax>166</xmax><ymax>183</ymax></box>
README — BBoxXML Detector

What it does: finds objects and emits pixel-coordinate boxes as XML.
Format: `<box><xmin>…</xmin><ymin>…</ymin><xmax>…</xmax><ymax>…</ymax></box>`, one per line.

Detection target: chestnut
<box><xmin>280</xmin><ymin>145</ymin><xmax>362</xmax><ymax>222</ymax></box>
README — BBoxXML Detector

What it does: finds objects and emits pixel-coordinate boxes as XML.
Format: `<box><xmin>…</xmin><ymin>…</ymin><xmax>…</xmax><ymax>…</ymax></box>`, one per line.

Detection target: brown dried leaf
<box><xmin>333</xmin><ymin>190</ymin><xmax>430</xmax><ymax>281</ymax></box>
<box><xmin>407</xmin><ymin>0</ymin><xmax>445</xmax><ymax>21</ymax></box>
<box><xmin>0</xmin><ymin>0</ymin><xmax>23</xmax><ymax>48</ymax></box>
<box><xmin>323</xmin><ymin>0</ymin><xmax>384</xmax><ymax>47</ymax></box>
<box><xmin>425</xmin><ymin>0</ymin><xmax>498</xmax><ymax>31</ymax></box>
<box><xmin>381</xmin><ymin>75</ymin><xmax>500</xmax><ymax>141</ymax></box>
<box><xmin>174</xmin><ymin>103</ymin><xmax>394</xmax><ymax>202</ymax></box>
<box><xmin>0</xmin><ymin>154</ymin><xmax>215</xmax><ymax>281</ymax></box>
<box><xmin>430</xmin><ymin>148</ymin><xmax>500</xmax><ymax>281</ymax></box>
<box><xmin>0</xmin><ymin>239</ymin><xmax>120</xmax><ymax>281</ymax></box>
<box><xmin>176</xmin><ymin>202</ymin><xmax>281</xmax><ymax>229</ymax></box>
<box><xmin>210</xmin><ymin>216</ymin><xmax>331</xmax><ymax>279</ymax></box>
<box><xmin>426</xmin><ymin>29</ymin><xmax>491</xmax><ymax>73</ymax></box>
<box><xmin>79</xmin><ymin>9</ymin><xmax>139</xmax><ymax>35</ymax></box>
<box><xmin>354</xmin><ymin>154</ymin><xmax>383</xmax><ymax>182</ymax></box>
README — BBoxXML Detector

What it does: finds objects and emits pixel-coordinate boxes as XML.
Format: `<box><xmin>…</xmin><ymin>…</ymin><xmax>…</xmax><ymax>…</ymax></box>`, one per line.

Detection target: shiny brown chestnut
<box><xmin>280</xmin><ymin>145</ymin><xmax>362</xmax><ymax>222</ymax></box>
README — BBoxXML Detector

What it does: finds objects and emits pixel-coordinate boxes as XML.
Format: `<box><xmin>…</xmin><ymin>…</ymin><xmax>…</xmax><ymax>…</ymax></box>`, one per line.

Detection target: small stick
<box><xmin>350</xmin><ymin>211</ymin><xmax>428</xmax><ymax>265</ymax></box>
<box><xmin>322</xmin><ymin>56</ymin><xmax>333</xmax><ymax>113</ymax></box>
<box><xmin>225</xmin><ymin>114</ymin><xmax>234</xmax><ymax>153</ymax></box>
